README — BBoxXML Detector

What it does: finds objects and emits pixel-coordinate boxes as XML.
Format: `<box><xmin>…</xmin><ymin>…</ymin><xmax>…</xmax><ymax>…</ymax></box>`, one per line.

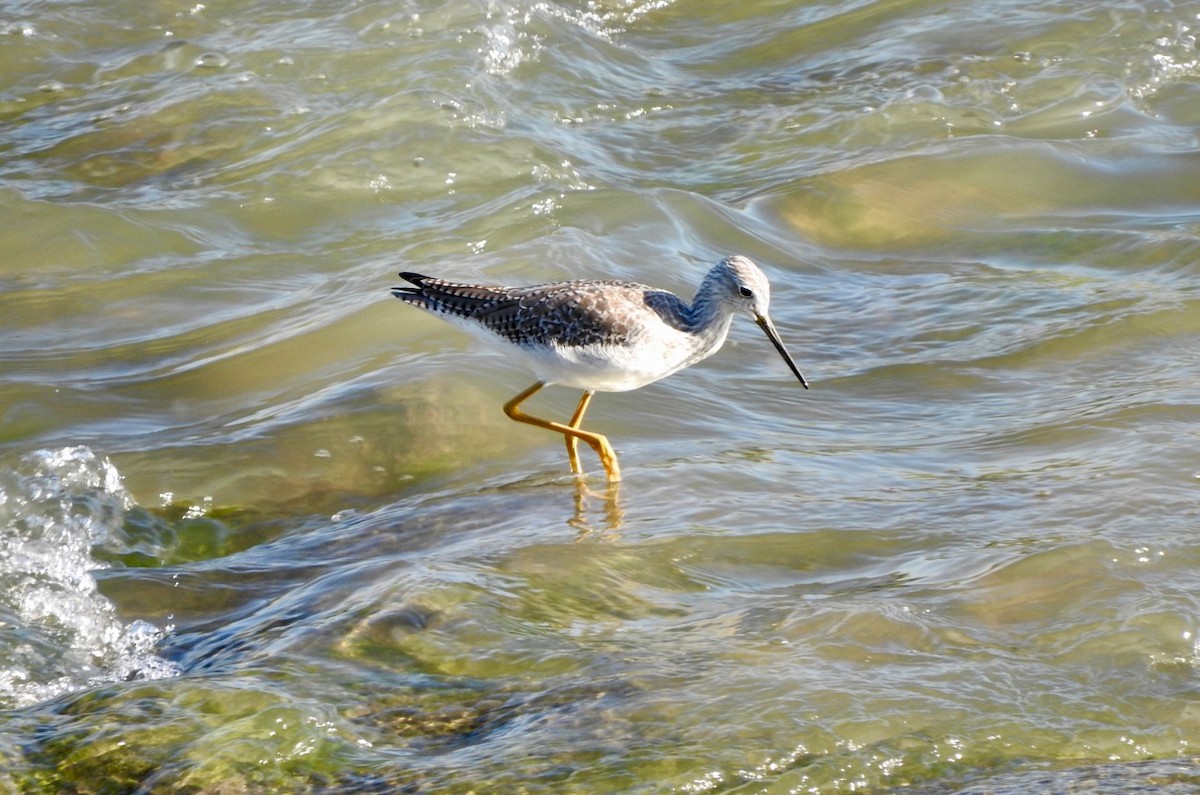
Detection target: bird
<box><xmin>391</xmin><ymin>255</ymin><xmax>808</xmax><ymax>481</ymax></box>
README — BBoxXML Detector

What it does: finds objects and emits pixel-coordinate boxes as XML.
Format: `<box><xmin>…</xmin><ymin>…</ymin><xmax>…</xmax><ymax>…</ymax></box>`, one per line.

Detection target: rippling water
<box><xmin>3</xmin><ymin>0</ymin><xmax>1200</xmax><ymax>791</ymax></box>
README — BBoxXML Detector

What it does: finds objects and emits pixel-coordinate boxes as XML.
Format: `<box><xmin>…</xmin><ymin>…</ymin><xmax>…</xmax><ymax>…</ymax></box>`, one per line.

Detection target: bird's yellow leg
<box><xmin>564</xmin><ymin>391</ymin><xmax>595</xmax><ymax>475</ymax></box>
<box><xmin>503</xmin><ymin>382</ymin><xmax>621</xmax><ymax>481</ymax></box>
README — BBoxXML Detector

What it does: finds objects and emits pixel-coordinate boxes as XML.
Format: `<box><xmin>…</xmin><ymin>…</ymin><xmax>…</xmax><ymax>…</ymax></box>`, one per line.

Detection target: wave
<box><xmin>0</xmin><ymin>446</ymin><xmax>179</xmax><ymax>709</ymax></box>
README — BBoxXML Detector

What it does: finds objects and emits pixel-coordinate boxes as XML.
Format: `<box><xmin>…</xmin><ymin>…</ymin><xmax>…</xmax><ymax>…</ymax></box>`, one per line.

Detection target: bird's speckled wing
<box><xmin>392</xmin><ymin>272</ymin><xmax>684</xmax><ymax>348</ymax></box>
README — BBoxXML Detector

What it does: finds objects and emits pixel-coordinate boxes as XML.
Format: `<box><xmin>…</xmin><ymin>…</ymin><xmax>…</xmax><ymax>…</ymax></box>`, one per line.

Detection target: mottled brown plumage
<box><xmin>393</xmin><ymin>273</ymin><xmax>687</xmax><ymax>349</ymax></box>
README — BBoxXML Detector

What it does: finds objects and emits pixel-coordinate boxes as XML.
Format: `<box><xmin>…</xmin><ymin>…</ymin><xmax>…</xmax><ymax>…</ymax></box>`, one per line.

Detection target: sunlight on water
<box><xmin>2</xmin><ymin>0</ymin><xmax>1200</xmax><ymax>791</ymax></box>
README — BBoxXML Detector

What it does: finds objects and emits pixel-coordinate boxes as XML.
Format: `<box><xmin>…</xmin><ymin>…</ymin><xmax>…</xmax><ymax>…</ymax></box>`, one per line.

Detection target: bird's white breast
<box><xmin>517</xmin><ymin>322</ymin><xmax>730</xmax><ymax>392</ymax></box>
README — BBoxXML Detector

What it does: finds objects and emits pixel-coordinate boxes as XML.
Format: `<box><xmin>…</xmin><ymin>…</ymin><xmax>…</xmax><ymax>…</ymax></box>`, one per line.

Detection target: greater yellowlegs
<box><xmin>391</xmin><ymin>255</ymin><xmax>808</xmax><ymax>481</ymax></box>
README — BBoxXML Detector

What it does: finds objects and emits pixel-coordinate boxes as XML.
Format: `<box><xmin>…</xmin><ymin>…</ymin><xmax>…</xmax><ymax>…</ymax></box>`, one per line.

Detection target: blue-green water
<box><xmin>2</xmin><ymin>0</ymin><xmax>1200</xmax><ymax>791</ymax></box>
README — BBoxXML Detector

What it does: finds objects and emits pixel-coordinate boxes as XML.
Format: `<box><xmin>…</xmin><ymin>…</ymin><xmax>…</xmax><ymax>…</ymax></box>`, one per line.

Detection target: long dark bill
<box><xmin>755</xmin><ymin>314</ymin><xmax>809</xmax><ymax>389</ymax></box>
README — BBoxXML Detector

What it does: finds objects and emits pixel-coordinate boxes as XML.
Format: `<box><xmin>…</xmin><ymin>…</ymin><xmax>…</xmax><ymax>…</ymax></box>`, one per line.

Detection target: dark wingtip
<box><xmin>392</xmin><ymin>272</ymin><xmax>427</xmax><ymax>298</ymax></box>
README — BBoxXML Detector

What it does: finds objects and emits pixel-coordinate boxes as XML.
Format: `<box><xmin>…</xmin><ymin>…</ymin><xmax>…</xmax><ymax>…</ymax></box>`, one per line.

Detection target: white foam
<box><xmin>0</xmin><ymin>447</ymin><xmax>180</xmax><ymax>708</ymax></box>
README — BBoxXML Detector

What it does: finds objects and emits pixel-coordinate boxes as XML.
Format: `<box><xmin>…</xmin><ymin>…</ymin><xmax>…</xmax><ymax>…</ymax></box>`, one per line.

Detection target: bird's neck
<box><xmin>682</xmin><ymin>282</ymin><xmax>736</xmax><ymax>351</ymax></box>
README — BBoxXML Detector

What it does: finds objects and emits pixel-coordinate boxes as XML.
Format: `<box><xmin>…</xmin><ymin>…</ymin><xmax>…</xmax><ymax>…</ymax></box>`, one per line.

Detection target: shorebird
<box><xmin>391</xmin><ymin>255</ymin><xmax>808</xmax><ymax>481</ymax></box>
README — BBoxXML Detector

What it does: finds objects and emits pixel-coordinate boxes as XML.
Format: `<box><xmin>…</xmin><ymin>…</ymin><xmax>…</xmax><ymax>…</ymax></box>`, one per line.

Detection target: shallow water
<box><xmin>2</xmin><ymin>0</ymin><xmax>1200</xmax><ymax>791</ymax></box>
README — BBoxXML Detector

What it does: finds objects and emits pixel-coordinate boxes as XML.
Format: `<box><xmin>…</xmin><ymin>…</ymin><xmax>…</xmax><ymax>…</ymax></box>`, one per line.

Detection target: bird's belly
<box><xmin>518</xmin><ymin>339</ymin><xmax>699</xmax><ymax>393</ymax></box>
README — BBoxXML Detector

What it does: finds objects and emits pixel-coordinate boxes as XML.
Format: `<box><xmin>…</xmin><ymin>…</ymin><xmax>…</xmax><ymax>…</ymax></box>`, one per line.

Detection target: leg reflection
<box><xmin>569</xmin><ymin>478</ymin><xmax>623</xmax><ymax>535</ymax></box>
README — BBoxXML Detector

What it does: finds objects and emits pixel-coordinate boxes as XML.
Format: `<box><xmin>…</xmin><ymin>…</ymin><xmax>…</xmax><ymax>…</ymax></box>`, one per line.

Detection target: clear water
<box><xmin>2</xmin><ymin>0</ymin><xmax>1200</xmax><ymax>791</ymax></box>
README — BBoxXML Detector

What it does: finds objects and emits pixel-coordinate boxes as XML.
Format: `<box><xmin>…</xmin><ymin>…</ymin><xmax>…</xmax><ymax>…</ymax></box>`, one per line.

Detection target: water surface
<box><xmin>2</xmin><ymin>0</ymin><xmax>1200</xmax><ymax>791</ymax></box>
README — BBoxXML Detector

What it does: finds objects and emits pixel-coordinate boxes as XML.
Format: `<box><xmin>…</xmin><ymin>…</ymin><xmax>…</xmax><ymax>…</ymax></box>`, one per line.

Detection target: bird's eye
<box><xmin>738</xmin><ymin>286</ymin><xmax>754</xmax><ymax>298</ymax></box>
